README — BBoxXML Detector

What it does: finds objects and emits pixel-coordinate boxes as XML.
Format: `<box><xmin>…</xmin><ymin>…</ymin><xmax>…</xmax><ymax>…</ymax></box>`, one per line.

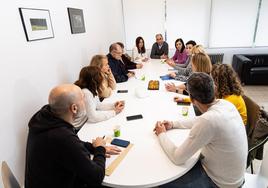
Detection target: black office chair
<box><xmin>247</xmin><ymin>136</ymin><xmax>268</xmax><ymax>174</ymax></box>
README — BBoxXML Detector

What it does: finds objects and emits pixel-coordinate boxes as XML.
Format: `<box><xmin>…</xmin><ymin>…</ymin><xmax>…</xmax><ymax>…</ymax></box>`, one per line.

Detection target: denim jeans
<box><xmin>160</xmin><ymin>160</ymin><xmax>218</xmax><ymax>188</ymax></box>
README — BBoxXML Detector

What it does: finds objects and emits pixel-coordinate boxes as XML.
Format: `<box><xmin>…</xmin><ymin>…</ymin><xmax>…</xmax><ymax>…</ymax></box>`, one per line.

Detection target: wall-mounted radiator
<box><xmin>208</xmin><ymin>53</ymin><xmax>224</xmax><ymax>64</ymax></box>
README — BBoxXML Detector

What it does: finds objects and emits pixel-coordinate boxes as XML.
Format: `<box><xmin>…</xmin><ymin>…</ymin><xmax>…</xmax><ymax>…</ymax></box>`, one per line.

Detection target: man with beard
<box><xmin>25</xmin><ymin>84</ymin><xmax>119</xmax><ymax>188</ymax></box>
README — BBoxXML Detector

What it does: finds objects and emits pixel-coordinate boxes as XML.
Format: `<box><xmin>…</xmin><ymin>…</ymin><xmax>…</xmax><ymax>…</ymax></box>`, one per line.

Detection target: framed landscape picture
<box><xmin>67</xmin><ymin>8</ymin><xmax>86</xmax><ymax>34</ymax></box>
<box><xmin>19</xmin><ymin>8</ymin><xmax>54</xmax><ymax>41</ymax></box>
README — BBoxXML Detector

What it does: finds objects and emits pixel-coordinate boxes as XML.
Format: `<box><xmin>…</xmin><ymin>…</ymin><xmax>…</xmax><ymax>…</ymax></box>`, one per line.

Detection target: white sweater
<box><xmin>132</xmin><ymin>46</ymin><xmax>148</xmax><ymax>62</ymax></box>
<box><xmin>158</xmin><ymin>99</ymin><xmax>248</xmax><ymax>188</ymax></box>
<box><xmin>73</xmin><ymin>89</ymin><xmax>116</xmax><ymax>128</ymax></box>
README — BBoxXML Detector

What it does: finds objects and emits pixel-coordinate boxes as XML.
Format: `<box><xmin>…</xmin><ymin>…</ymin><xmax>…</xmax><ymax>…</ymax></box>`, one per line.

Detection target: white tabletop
<box><xmin>78</xmin><ymin>59</ymin><xmax>200</xmax><ymax>188</ymax></box>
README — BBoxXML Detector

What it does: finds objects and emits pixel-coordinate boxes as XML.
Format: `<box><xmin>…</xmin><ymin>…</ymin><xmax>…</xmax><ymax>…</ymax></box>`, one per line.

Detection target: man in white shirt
<box><xmin>154</xmin><ymin>72</ymin><xmax>248</xmax><ymax>188</ymax></box>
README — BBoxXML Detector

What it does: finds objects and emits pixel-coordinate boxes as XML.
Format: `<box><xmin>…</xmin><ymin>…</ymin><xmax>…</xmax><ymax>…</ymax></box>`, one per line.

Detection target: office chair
<box><xmin>1</xmin><ymin>161</ymin><xmax>21</xmax><ymax>188</ymax></box>
<box><xmin>248</xmin><ymin>136</ymin><xmax>268</xmax><ymax>174</ymax></box>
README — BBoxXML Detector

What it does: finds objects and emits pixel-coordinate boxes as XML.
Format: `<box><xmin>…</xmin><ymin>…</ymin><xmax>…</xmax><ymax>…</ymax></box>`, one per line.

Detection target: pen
<box><xmin>102</xmin><ymin>135</ymin><xmax>105</xmax><ymax>139</ymax></box>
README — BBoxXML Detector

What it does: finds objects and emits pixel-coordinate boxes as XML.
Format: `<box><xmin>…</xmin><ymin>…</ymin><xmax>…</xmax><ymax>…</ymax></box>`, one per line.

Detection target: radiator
<box><xmin>208</xmin><ymin>53</ymin><xmax>224</xmax><ymax>64</ymax></box>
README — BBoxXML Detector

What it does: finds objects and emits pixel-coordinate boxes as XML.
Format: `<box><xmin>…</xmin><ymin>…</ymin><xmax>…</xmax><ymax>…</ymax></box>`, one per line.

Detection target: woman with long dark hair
<box><xmin>166</xmin><ymin>38</ymin><xmax>187</xmax><ymax>66</ymax></box>
<box><xmin>132</xmin><ymin>36</ymin><xmax>149</xmax><ymax>62</ymax></box>
<box><xmin>73</xmin><ymin>66</ymin><xmax>124</xmax><ymax>128</ymax></box>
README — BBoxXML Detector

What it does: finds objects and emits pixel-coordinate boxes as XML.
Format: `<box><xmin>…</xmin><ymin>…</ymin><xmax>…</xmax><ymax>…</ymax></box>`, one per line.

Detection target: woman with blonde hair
<box><xmin>168</xmin><ymin>44</ymin><xmax>205</xmax><ymax>82</ymax></box>
<box><xmin>211</xmin><ymin>63</ymin><xmax>247</xmax><ymax>125</ymax></box>
<box><xmin>166</xmin><ymin>47</ymin><xmax>211</xmax><ymax>94</ymax></box>
<box><xmin>90</xmin><ymin>55</ymin><xmax>116</xmax><ymax>98</ymax></box>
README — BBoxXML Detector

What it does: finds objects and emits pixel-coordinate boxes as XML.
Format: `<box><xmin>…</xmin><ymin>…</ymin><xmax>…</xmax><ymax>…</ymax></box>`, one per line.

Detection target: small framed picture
<box><xmin>19</xmin><ymin>8</ymin><xmax>54</xmax><ymax>42</ymax></box>
<box><xmin>67</xmin><ymin>8</ymin><xmax>86</xmax><ymax>34</ymax></box>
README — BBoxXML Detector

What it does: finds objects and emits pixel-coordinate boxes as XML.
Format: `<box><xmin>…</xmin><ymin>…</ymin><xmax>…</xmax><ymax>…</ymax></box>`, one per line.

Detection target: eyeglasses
<box><xmin>156</xmin><ymin>38</ymin><xmax>162</xmax><ymax>41</ymax></box>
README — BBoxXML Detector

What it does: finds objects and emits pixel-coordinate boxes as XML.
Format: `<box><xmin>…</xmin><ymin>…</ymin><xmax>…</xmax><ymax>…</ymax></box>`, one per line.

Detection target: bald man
<box><xmin>107</xmin><ymin>43</ymin><xmax>135</xmax><ymax>83</ymax></box>
<box><xmin>25</xmin><ymin>84</ymin><xmax>119</xmax><ymax>188</ymax></box>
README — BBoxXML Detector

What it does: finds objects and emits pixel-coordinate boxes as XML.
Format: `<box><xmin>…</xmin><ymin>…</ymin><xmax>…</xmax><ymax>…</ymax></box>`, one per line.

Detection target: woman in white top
<box><xmin>132</xmin><ymin>36</ymin><xmax>149</xmax><ymax>63</ymax></box>
<box><xmin>73</xmin><ymin>66</ymin><xmax>124</xmax><ymax>128</ymax></box>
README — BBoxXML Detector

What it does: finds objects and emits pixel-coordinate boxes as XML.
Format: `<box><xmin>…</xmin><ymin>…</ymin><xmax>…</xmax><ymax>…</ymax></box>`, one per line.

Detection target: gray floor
<box><xmin>243</xmin><ymin>85</ymin><xmax>268</xmax><ymax>174</ymax></box>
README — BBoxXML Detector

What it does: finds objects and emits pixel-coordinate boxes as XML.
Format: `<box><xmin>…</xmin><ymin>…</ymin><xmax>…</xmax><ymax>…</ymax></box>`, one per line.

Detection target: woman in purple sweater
<box><xmin>171</xmin><ymin>38</ymin><xmax>187</xmax><ymax>64</ymax></box>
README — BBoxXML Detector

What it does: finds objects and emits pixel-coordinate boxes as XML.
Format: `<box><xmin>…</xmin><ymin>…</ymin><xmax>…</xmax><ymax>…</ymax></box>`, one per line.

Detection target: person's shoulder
<box><xmin>107</xmin><ymin>53</ymin><xmax>113</xmax><ymax>60</ymax></box>
<box><xmin>82</xmin><ymin>88</ymin><xmax>94</xmax><ymax>97</ymax></box>
<box><xmin>49</xmin><ymin>125</ymin><xmax>75</xmax><ymax>142</ymax></box>
<box><xmin>152</xmin><ymin>42</ymin><xmax>157</xmax><ymax>47</ymax></box>
<box><xmin>214</xmin><ymin>99</ymin><xmax>238</xmax><ymax>112</ymax></box>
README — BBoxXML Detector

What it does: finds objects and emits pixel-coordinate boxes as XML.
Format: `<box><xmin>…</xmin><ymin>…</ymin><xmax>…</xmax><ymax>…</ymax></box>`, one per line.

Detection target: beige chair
<box><xmin>1</xmin><ymin>161</ymin><xmax>20</xmax><ymax>188</ymax></box>
<box><xmin>243</xmin><ymin>146</ymin><xmax>268</xmax><ymax>187</ymax></box>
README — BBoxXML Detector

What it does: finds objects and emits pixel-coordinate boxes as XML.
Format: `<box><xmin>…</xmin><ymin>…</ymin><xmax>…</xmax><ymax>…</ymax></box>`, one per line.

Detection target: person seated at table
<box><xmin>132</xmin><ymin>36</ymin><xmax>149</xmax><ymax>63</ymax></box>
<box><xmin>117</xmin><ymin>42</ymin><xmax>143</xmax><ymax>70</ymax></box>
<box><xmin>74</xmin><ymin>66</ymin><xmax>125</xmax><ymax>127</ymax></box>
<box><xmin>150</xmin><ymin>34</ymin><xmax>169</xmax><ymax>59</ymax></box>
<box><xmin>167</xmin><ymin>44</ymin><xmax>204</xmax><ymax>82</ymax></box>
<box><xmin>90</xmin><ymin>54</ymin><xmax>116</xmax><ymax>98</ymax></box>
<box><xmin>211</xmin><ymin>63</ymin><xmax>247</xmax><ymax>125</ymax></box>
<box><xmin>169</xmin><ymin>38</ymin><xmax>187</xmax><ymax>65</ymax></box>
<box><xmin>166</xmin><ymin>40</ymin><xmax>196</xmax><ymax>69</ymax></box>
<box><xmin>25</xmin><ymin>84</ymin><xmax>121</xmax><ymax>188</ymax></box>
<box><xmin>154</xmin><ymin>72</ymin><xmax>247</xmax><ymax>188</ymax></box>
<box><xmin>107</xmin><ymin>43</ymin><xmax>135</xmax><ymax>83</ymax></box>
<box><xmin>165</xmin><ymin>52</ymin><xmax>212</xmax><ymax>95</ymax></box>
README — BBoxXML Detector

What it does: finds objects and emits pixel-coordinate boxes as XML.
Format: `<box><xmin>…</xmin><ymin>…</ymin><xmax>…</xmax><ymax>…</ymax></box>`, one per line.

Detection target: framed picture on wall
<box><xmin>67</xmin><ymin>8</ymin><xmax>86</xmax><ymax>34</ymax></box>
<box><xmin>19</xmin><ymin>8</ymin><xmax>54</xmax><ymax>42</ymax></box>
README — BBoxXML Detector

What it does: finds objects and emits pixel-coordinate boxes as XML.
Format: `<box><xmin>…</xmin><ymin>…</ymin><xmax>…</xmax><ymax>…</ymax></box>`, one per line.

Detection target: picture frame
<box><xmin>67</xmin><ymin>8</ymin><xmax>86</xmax><ymax>34</ymax></box>
<box><xmin>19</xmin><ymin>8</ymin><xmax>54</xmax><ymax>42</ymax></box>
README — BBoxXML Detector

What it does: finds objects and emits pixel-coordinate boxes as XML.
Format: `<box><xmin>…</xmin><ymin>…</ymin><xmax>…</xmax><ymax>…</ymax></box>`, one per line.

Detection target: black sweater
<box><xmin>25</xmin><ymin>105</ymin><xmax>106</xmax><ymax>188</ymax></box>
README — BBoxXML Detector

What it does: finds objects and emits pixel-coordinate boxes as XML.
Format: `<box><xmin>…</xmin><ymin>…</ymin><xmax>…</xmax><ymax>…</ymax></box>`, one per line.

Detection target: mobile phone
<box><xmin>117</xmin><ymin>90</ymin><xmax>128</xmax><ymax>93</ymax></box>
<box><xmin>111</xmin><ymin>138</ymin><xmax>130</xmax><ymax>148</ymax></box>
<box><xmin>160</xmin><ymin>75</ymin><xmax>173</xmax><ymax>80</ymax></box>
<box><xmin>126</xmin><ymin>114</ymin><xmax>143</xmax><ymax>121</ymax></box>
<box><xmin>177</xmin><ymin>101</ymin><xmax>191</xmax><ymax>106</ymax></box>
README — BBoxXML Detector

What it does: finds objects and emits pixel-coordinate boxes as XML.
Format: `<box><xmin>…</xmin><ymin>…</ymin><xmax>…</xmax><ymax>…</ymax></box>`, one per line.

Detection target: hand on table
<box><xmin>105</xmin><ymin>145</ymin><xmax>121</xmax><ymax>158</ymax></box>
<box><xmin>136</xmin><ymin>63</ymin><xmax>143</xmax><ymax>69</ymax></box>
<box><xmin>114</xmin><ymin>100</ymin><xmax>125</xmax><ymax>114</ymax></box>
<box><xmin>168</xmin><ymin>72</ymin><xmax>176</xmax><ymax>78</ymax></box>
<box><xmin>92</xmin><ymin>137</ymin><xmax>106</xmax><ymax>148</ymax></box>
<box><xmin>160</xmin><ymin>54</ymin><xmax>168</xmax><ymax>59</ymax></box>
<box><xmin>153</xmin><ymin>121</ymin><xmax>167</xmax><ymax>136</ymax></box>
<box><xmin>142</xmin><ymin>58</ymin><xmax>149</xmax><ymax>62</ymax></box>
<box><xmin>161</xmin><ymin>120</ymin><xmax>173</xmax><ymax>130</ymax></box>
<box><xmin>165</xmin><ymin>82</ymin><xmax>176</xmax><ymax>92</ymax></box>
<box><xmin>127</xmin><ymin>71</ymin><xmax>135</xmax><ymax>78</ymax></box>
<box><xmin>166</xmin><ymin>59</ymin><xmax>175</xmax><ymax>67</ymax></box>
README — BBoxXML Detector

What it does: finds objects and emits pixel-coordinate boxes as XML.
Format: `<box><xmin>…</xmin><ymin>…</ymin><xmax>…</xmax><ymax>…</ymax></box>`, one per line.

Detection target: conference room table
<box><xmin>78</xmin><ymin>59</ymin><xmax>200</xmax><ymax>188</ymax></box>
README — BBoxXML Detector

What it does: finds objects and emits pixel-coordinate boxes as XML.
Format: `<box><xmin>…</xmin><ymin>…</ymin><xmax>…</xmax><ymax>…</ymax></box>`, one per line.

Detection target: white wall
<box><xmin>0</xmin><ymin>0</ymin><xmax>124</xmax><ymax>186</ymax></box>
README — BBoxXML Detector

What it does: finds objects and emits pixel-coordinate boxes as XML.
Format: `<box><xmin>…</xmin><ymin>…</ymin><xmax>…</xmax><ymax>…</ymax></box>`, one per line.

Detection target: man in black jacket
<box><xmin>107</xmin><ymin>43</ymin><xmax>135</xmax><ymax>83</ymax></box>
<box><xmin>25</xmin><ymin>84</ymin><xmax>119</xmax><ymax>188</ymax></box>
<box><xmin>116</xmin><ymin>42</ymin><xmax>143</xmax><ymax>70</ymax></box>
